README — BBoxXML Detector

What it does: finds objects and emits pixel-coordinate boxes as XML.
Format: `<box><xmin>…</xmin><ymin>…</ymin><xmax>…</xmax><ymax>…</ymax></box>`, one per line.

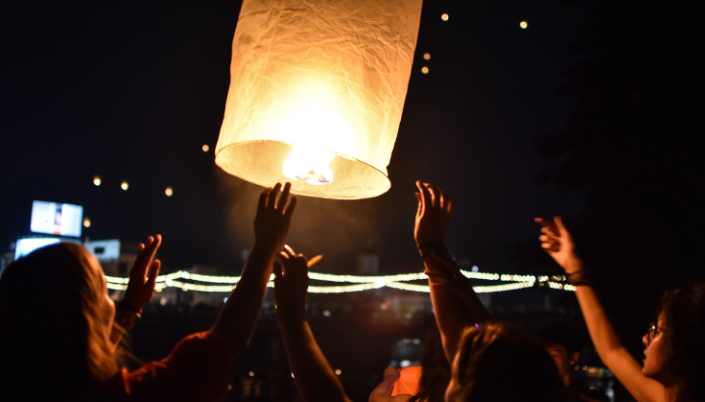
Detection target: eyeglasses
<box><xmin>645</xmin><ymin>323</ymin><xmax>662</xmax><ymax>345</ymax></box>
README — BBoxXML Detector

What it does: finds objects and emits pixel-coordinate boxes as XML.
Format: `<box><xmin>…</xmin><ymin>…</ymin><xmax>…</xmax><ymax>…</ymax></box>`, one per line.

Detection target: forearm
<box><xmin>212</xmin><ymin>243</ymin><xmax>276</xmax><ymax>358</ymax></box>
<box><xmin>424</xmin><ymin>256</ymin><xmax>491</xmax><ymax>362</ymax></box>
<box><xmin>278</xmin><ymin>319</ymin><xmax>351</xmax><ymax>402</ymax></box>
<box><xmin>577</xmin><ymin>285</ymin><xmax>667</xmax><ymax>402</ymax></box>
<box><xmin>429</xmin><ymin>286</ymin><xmax>470</xmax><ymax>362</ymax></box>
<box><xmin>573</xmin><ymin>282</ymin><xmax>626</xmax><ymax>359</ymax></box>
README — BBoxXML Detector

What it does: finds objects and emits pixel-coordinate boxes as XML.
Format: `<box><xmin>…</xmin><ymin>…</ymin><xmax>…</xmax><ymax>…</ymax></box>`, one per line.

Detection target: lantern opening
<box><xmin>283</xmin><ymin>146</ymin><xmax>335</xmax><ymax>185</ymax></box>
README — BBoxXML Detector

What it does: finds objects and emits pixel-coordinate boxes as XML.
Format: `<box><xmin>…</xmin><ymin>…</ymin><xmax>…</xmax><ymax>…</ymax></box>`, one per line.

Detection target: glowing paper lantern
<box><xmin>215</xmin><ymin>0</ymin><xmax>423</xmax><ymax>199</ymax></box>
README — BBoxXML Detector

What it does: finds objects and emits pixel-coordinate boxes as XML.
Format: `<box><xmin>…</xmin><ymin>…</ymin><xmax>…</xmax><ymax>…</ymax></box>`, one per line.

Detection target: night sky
<box><xmin>1</xmin><ymin>0</ymin><xmax>596</xmax><ymax>276</ymax></box>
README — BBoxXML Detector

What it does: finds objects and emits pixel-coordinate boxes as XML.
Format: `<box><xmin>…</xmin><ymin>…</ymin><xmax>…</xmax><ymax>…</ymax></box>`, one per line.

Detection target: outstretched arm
<box><xmin>415</xmin><ymin>181</ymin><xmax>491</xmax><ymax>363</ymax></box>
<box><xmin>275</xmin><ymin>246</ymin><xmax>352</xmax><ymax>402</ymax></box>
<box><xmin>536</xmin><ymin>217</ymin><xmax>665</xmax><ymax>402</ymax></box>
<box><xmin>111</xmin><ymin>235</ymin><xmax>162</xmax><ymax>348</ymax></box>
<box><xmin>211</xmin><ymin>182</ymin><xmax>297</xmax><ymax>360</ymax></box>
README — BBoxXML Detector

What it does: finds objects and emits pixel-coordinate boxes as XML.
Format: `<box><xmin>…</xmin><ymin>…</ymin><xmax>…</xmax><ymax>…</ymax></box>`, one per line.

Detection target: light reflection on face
<box><xmin>641</xmin><ymin>312</ymin><xmax>667</xmax><ymax>382</ymax></box>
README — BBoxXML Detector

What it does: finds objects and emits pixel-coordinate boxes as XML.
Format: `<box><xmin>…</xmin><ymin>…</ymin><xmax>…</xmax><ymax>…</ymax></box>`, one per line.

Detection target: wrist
<box><xmin>276</xmin><ymin>314</ymin><xmax>307</xmax><ymax>328</ymax></box>
<box><xmin>118</xmin><ymin>301</ymin><xmax>143</xmax><ymax>317</ymax></box>
<box><xmin>417</xmin><ymin>241</ymin><xmax>445</xmax><ymax>257</ymax></box>
<box><xmin>252</xmin><ymin>241</ymin><xmax>282</xmax><ymax>256</ymax></box>
<box><xmin>563</xmin><ymin>259</ymin><xmax>584</xmax><ymax>276</ymax></box>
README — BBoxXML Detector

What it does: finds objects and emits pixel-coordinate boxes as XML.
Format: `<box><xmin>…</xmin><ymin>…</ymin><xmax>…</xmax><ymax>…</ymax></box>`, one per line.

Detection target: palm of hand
<box><xmin>254</xmin><ymin>183</ymin><xmax>296</xmax><ymax>250</ymax></box>
<box><xmin>414</xmin><ymin>182</ymin><xmax>453</xmax><ymax>247</ymax></box>
<box><xmin>123</xmin><ymin>235</ymin><xmax>162</xmax><ymax>311</ymax></box>
<box><xmin>274</xmin><ymin>247</ymin><xmax>309</xmax><ymax>319</ymax></box>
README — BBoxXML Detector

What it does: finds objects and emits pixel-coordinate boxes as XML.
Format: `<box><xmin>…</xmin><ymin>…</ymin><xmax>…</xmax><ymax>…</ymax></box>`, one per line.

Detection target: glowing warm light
<box><xmin>248</xmin><ymin>371</ymin><xmax>254</xmax><ymax>377</ymax></box>
<box><xmin>165</xmin><ymin>187</ymin><xmax>174</xmax><ymax>197</ymax></box>
<box><xmin>335</xmin><ymin>369</ymin><xmax>342</xmax><ymax>375</ymax></box>
<box><xmin>423</xmin><ymin>53</ymin><xmax>431</xmax><ymax>60</ymax></box>
<box><xmin>421</xmin><ymin>66</ymin><xmax>429</xmax><ymax>74</ymax></box>
<box><xmin>441</xmin><ymin>13</ymin><xmax>449</xmax><ymax>21</ymax></box>
<box><xmin>520</xmin><ymin>21</ymin><xmax>528</xmax><ymax>29</ymax></box>
<box><xmin>93</xmin><ymin>176</ymin><xmax>101</xmax><ymax>186</ymax></box>
<box><xmin>215</xmin><ymin>0</ymin><xmax>423</xmax><ymax>199</ymax></box>
<box><xmin>83</xmin><ymin>217</ymin><xmax>91</xmax><ymax>228</ymax></box>
<box><xmin>121</xmin><ymin>181</ymin><xmax>129</xmax><ymax>191</ymax></box>
<box><xmin>202</xmin><ymin>144</ymin><xmax>210</xmax><ymax>152</ymax></box>
<box><xmin>103</xmin><ymin>268</ymin><xmax>575</xmax><ymax>295</ymax></box>
<box><xmin>283</xmin><ymin>147</ymin><xmax>335</xmax><ymax>185</ymax></box>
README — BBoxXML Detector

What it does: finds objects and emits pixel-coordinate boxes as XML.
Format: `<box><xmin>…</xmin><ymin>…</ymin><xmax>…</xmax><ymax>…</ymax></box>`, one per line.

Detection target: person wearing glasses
<box><xmin>536</xmin><ymin>217</ymin><xmax>705</xmax><ymax>402</ymax></box>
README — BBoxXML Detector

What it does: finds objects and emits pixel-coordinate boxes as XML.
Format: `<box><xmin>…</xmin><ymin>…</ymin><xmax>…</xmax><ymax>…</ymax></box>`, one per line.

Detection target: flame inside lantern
<box><xmin>276</xmin><ymin>98</ymin><xmax>355</xmax><ymax>186</ymax></box>
<box><xmin>283</xmin><ymin>146</ymin><xmax>335</xmax><ymax>185</ymax></box>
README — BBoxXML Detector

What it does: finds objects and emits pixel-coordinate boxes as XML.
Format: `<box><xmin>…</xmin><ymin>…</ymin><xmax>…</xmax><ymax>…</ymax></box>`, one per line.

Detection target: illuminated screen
<box><xmin>14</xmin><ymin>238</ymin><xmax>60</xmax><ymax>260</ymax></box>
<box><xmin>30</xmin><ymin>201</ymin><xmax>83</xmax><ymax>237</ymax></box>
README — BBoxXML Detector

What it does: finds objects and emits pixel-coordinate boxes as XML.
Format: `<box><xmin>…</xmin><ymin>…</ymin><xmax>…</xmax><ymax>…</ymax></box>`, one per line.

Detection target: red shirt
<box><xmin>93</xmin><ymin>332</ymin><xmax>230</xmax><ymax>402</ymax></box>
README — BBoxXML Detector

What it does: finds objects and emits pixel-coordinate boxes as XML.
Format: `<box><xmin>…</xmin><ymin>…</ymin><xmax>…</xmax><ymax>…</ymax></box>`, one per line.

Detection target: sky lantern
<box><xmin>215</xmin><ymin>0</ymin><xmax>424</xmax><ymax>199</ymax></box>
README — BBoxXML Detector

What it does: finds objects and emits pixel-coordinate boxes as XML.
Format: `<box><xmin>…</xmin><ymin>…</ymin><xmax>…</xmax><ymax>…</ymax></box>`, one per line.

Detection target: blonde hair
<box><xmin>0</xmin><ymin>243</ymin><xmax>122</xmax><ymax>400</ymax></box>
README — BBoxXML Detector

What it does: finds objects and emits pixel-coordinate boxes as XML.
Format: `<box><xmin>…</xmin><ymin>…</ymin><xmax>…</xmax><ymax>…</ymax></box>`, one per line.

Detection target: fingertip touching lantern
<box><xmin>215</xmin><ymin>0</ymin><xmax>423</xmax><ymax>199</ymax></box>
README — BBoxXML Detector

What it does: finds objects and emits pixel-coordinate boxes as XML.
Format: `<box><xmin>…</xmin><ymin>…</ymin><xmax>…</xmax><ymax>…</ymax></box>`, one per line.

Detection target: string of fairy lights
<box><xmin>105</xmin><ymin>269</ymin><xmax>575</xmax><ymax>294</ymax></box>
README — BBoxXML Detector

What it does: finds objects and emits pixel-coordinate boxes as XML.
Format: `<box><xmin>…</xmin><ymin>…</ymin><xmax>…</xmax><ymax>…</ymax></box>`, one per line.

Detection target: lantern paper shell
<box><xmin>215</xmin><ymin>0</ymin><xmax>423</xmax><ymax>199</ymax></box>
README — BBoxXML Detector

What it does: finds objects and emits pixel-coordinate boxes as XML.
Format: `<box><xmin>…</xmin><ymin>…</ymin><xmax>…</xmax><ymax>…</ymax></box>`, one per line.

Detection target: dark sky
<box><xmin>0</xmin><ymin>0</ymin><xmax>595</xmax><ymax>275</ymax></box>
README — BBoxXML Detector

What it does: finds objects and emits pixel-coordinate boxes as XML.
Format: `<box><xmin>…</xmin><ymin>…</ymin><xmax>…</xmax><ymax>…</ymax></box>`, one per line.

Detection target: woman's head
<box><xmin>642</xmin><ymin>282</ymin><xmax>705</xmax><ymax>401</ymax></box>
<box><xmin>446</xmin><ymin>323</ymin><xmax>565</xmax><ymax>402</ymax></box>
<box><xmin>0</xmin><ymin>243</ymin><xmax>119</xmax><ymax>400</ymax></box>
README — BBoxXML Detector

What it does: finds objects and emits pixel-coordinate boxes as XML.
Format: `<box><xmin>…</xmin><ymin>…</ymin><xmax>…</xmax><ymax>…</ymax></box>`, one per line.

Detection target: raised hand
<box><xmin>535</xmin><ymin>216</ymin><xmax>582</xmax><ymax>274</ymax></box>
<box><xmin>122</xmin><ymin>235</ymin><xmax>162</xmax><ymax>312</ymax></box>
<box><xmin>274</xmin><ymin>245</ymin><xmax>309</xmax><ymax>322</ymax></box>
<box><xmin>414</xmin><ymin>181</ymin><xmax>453</xmax><ymax>248</ymax></box>
<box><xmin>254</xmin><ymin>182</ymin><xmax>297</xmax><ymax>252</ymax></box>
<box><xmin>383</xmin><ymin>365</ymin><xmax>400</xmax><ymax>381</ymax></box>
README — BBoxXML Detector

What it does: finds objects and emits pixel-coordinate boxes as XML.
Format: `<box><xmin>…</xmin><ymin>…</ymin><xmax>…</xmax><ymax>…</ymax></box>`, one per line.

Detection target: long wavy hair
<box><xmin>449</xmin><ymin>323</ymin><xmax>566</xmax><ymax>402</ymax></box>
<box><xmin>658</xmin><ymin>282</ymin><xmax>705</xmax><ymax>402</ymax></box>
<box><xmin>408</xmin><ymin>326</ymin><xmax>451</xmax><ymax>402</ymax></box>
<box><xmin>0</xmin><ymin>243</ymin><xmax>123</xmax><ymax>401</ymax></box>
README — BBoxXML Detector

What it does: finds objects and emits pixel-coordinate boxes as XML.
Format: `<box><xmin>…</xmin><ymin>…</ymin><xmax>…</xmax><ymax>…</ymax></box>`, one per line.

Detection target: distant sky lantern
<box><xmin>202</xmin><ymin>144</ymin><xmax>210</xmax><ymax>152</ymax></box>
<box><xmin>215</xmin><ymin>0</ymin><xmax>423</xmax><ymax>199</ymax></box>
<box><xmin>121</xmin><ymin>181</ymin><xmax>129</xmax><ymax>191</ymax></box>
<box><xmin>441</xmin><ymin>13</ymin><xmax>449</xmax><ymax>21</ymax></box>
<box><xmin>93</xmin><ymin>176</ymin><xmax>101</xmax><ymax>186</ymax></box>
<box><xmin>421</xmin><ymin>66</ymin><xmax>429</xmax><ymax>74</ymax></box>
<box><xmin>165</xmin><ymin>187</ymin><xmax>174</xmax><ymax>197</ymax></box>
<box><xmin>423</xmin><ymin>53</ymin><xmax>431</xmax><ymax>60</ymax></box>
<box><xmin>83</xmin><ymin>217</ymin><xmax>91</xmax><ymax>228</ymax></box>
<box><xmin>520</xmin><ymin>21</ymin><xmax>528</xmax><ymax>29</ymax></box>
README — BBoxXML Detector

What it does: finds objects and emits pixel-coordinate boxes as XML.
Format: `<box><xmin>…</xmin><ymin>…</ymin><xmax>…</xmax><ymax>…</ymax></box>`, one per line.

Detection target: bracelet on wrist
<box><xmin>417</xmin><ymin>242</ymin><xmax>444</xmax><ymax>257</ymax></box>
<box><xmin>417</xmin><ymin>242</ymin><xmax>456</xmax><ymax>263</ymax></box>
<box><xmin>567</xmin><ymin>271</ymin><xmax>591</xmax><ymax>287</ymax></box>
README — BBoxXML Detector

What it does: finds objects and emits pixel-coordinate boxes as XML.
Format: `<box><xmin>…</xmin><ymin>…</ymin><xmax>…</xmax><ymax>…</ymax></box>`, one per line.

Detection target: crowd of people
<box><xmin>0</xmin><ymin>181</ymin><xmax>703</xmax><ymax>402</ymax></box>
